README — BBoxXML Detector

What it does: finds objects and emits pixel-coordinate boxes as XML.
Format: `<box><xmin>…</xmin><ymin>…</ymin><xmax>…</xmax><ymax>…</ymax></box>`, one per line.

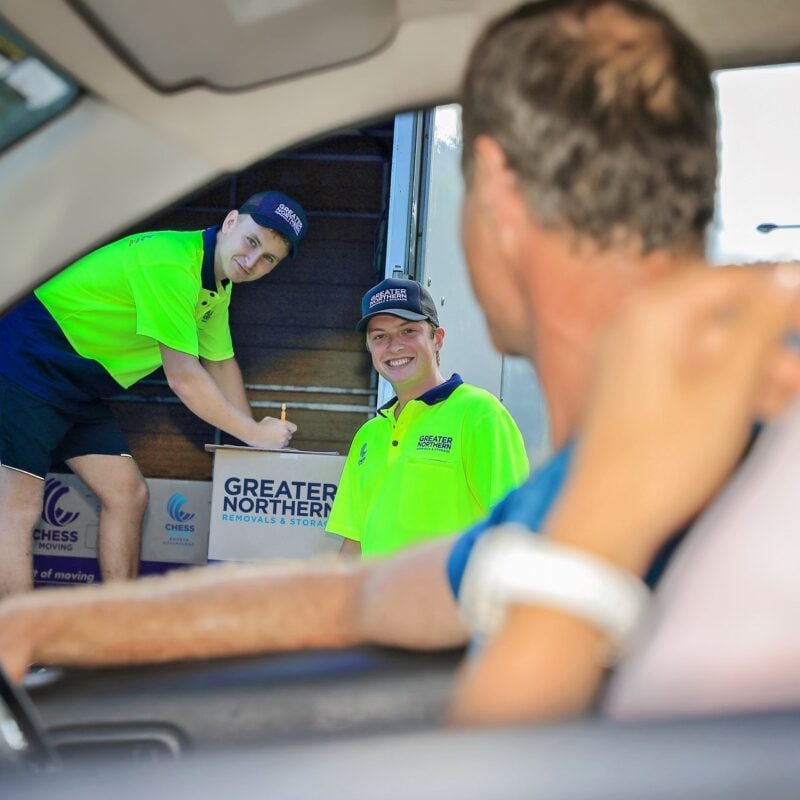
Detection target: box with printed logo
<box><xmin>32</xmin><ymin>473</ymin><xmax>102</xmax><ymax>587</ymax></box>
<box><xmin>31</xmin><ymin>473</ymin><xmax>212</xmax><ymax>588</ymax></box>
<box><xmin>206</xmin><ymin>445</ymin><xmax>346</xmax><ymax>562</ymax></box>
<box><xmin>138</xmin><ymin>478</ymin><xmax>212</xmax><ymax>575</ymax></box>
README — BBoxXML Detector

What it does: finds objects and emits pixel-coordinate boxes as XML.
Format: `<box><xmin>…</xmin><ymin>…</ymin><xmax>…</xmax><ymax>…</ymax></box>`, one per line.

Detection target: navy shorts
<box><xmin>0</xmin><ymin>375</ymin><xmax>131</xmax><ymax>479</ymax></box>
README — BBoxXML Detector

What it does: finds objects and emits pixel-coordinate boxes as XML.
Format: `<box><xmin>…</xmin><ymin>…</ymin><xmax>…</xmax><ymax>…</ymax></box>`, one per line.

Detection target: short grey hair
<box><xmin>461</xmin><ymin>0</ymin><xmax>717</xmax><ymax>252</ymax></box>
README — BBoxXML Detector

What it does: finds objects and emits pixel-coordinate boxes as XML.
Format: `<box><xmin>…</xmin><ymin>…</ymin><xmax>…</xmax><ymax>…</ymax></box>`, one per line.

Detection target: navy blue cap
<box><xmin>239</xmin><ymin>191</ymin><xmax>308</xmax><ymax>258</ymax></box>
<box><xmin>356</xmin><ymin>278</ymin><xmax>439</xmax><ymax>332</ymax></box>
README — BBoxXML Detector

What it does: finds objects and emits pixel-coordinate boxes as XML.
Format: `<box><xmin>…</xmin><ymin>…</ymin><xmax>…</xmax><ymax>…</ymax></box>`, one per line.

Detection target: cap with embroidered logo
<box><xmin>356</xmin><ymin>278</ymin><xmax>440</xmax><ymax>332</ymax></box>
<box><xmin>239</xmin><ymin>191</ymin><xmax>308</xmax><ymax>258</ymax></box>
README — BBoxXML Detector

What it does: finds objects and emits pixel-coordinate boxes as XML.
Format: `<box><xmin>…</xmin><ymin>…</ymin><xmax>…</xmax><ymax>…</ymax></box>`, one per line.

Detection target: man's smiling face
<box><xmin>366</xmin><ymin>314</ymin><xmax>444</xmax><ymax>396</ymax></box>
<box><xmin>214</xmin><ymin>211</ymin><xmax>291</xmax><ymax>284</ymax></box>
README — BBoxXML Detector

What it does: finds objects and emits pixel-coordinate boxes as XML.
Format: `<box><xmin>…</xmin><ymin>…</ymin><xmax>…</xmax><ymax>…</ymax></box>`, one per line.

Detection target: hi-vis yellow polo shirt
<box><xmin>34</xmin><ymin>227</ymin><xmax>233</xmax><ymax>390</ymax></box>
<box><xmin>326</xmin><ymin>374</ymin><xmax>529</xmax><ymax>557</ymax></box>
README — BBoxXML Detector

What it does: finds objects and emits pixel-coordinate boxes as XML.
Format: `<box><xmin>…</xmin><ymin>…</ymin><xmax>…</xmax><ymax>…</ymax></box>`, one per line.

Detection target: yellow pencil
<box><xmin>280</xmin><ymin>402</ymin><xmax>287</xmax><ymax>421</ymax></box>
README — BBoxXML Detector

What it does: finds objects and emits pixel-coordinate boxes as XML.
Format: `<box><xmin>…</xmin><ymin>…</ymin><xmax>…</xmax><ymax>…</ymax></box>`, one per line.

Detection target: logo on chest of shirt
<box><xmin>357</xmin><ymin>442</ymin><xmax>368</xmax><ymax>466</ymax></box>
<box><xmin>201</xmin><ymin>309</ymin><xmax>214</xmax><ymax>323</ymax></box>
<box><xmin>416</xmin><ymin>434</ymin><xmax>453</xmax><ymax>454</ymax></box>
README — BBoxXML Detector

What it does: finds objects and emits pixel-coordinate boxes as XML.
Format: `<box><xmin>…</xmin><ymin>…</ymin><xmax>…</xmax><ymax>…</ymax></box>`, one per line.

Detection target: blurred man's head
<box><xmin>458</xmin><ymin>0</ymin><xmax>717</xmax><ymax>443</ymax></box>
<box><xmin>461</xmin><ymin>0</ymin><xmax>716</xmax><ymax>254</ymax></box>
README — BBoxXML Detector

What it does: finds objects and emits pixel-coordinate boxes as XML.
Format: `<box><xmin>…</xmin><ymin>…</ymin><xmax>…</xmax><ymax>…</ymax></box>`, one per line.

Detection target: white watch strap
<box><xmin>459</xmin><ymin>523</ymin><xmax>650</xmax><ymax>654</ymax></box>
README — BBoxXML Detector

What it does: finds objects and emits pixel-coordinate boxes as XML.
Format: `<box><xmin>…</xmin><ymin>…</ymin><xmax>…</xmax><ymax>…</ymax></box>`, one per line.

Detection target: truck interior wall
<box><xmin>100</xmin><ymin>122</ymin><xmax>394</xmax><ymax>479</ymax></box>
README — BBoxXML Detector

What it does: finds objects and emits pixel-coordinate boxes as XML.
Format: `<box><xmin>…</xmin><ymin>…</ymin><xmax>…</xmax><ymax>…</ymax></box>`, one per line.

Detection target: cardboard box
<box><xmin>138</xmin><ymin>478</ymin><xmax>212</xmax><ymax>576</ymax></box>
<box><xmin>32</xmin><ymin>473</ymin><xmax>101</xmax><ymax>587</ymax></box>
<box><xmin>206</xmin><ymin>445</ymin><xmax>346</xmax><ymax>562</ymax></box>
<box><xmin>32</xmin><ymin>473</ymin><xmax>212</xmax><ymax>587</ymax></box>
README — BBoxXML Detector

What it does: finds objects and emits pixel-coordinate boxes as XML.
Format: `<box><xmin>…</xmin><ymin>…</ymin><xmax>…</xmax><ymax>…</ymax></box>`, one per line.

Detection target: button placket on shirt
<box><xmin>386</xmin><ymin>412</ymin><xmax>402</xmax><ymax>459</ymax></box>
<box><xmin>388</xmin><ymin>401</ymin><xmax>423</xmax><ymax>458</ymax></box>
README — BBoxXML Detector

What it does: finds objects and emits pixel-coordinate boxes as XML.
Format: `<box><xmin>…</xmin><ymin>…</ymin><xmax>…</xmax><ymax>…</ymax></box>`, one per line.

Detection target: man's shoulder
<box><xmin>446</xmin><ymin>381</ymin><xmax>508</xmax><ymax>413</ymax></box>
<box><xmin>123</xmin><ymin>229</ymin><xmax>203</xmax><ymax>267</ymax></box>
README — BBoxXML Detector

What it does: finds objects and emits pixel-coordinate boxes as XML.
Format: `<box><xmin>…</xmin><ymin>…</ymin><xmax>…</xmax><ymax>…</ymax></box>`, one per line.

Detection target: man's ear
<box><xmin>434</xmin><ymin>326</ymin><xmax>445</xmax><ymax>352</ymax></box>
<box><xmin>221</xmin><ymin>210</ymin><xmax>239</xmax><ymax>232</ymax></box>
<box><xmin>472</xmin><ymin>136</ymin><xmax>529</xmax><ymax>260</ymax></box>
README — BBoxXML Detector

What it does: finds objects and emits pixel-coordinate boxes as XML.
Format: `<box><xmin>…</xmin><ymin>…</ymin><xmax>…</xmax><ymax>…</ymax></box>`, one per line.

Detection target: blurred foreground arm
<box><xmin>449</xmin><ymin>265</ymin><xmax>800</xmax><ymax>726</ymax></box>
<box><xmin>0</xmin><ymin>538</ymin><xmax>467</xmax><ymax>683</ymax></box>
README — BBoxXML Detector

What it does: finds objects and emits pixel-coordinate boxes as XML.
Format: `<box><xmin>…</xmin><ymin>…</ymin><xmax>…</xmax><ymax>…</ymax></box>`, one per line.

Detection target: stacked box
<box><xmin>138</xmin><ymin>478</ymin><xmax>212</xmax><ymax>576</ymax></box>
<box><xmin>32</xmin><ymin>474</ymin><xmax>212</xmax><ymax>587</ymax></box>
<box><xmin>206</xmin><ymin>445</ymin><xmax>346</xmax><ymax>562</ymax></box>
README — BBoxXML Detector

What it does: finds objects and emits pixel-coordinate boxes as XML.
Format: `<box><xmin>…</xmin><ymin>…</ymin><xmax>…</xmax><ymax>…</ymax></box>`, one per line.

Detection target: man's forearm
<box><xmin>0</xmin><ymin>538</ymin><xmax>467</xmax><ymax>681</ymax></box>
<box><xmin>200</xmin><ymin>356</ymin><xmax>252</xmax><ymax>417</ymax></box>
<box><xmin>449</xmin><ymin>605</ymin><xmax>608</xmax><ymax>725</ymax></box>
<box><xmin>0</xmin><ymin>562</ymin><xmax>366</xmax><ymax>680</ymax></box>
<box><xmin>162</xmin><ymin>348</ymin><xmax>258</xmax><ymax>442</ymax></box>
<box><xmin>161</xmin><ymin>345</ymin><xmax>297</xmax><ymax>448</ymax></box>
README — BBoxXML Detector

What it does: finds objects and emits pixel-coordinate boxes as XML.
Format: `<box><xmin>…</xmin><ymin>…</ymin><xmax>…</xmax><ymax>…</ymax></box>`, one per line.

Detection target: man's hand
<box><xmin>561</xmin><ymin>263</ymin><xmax>800</xmax><ymax>573</ymax></box>
<box><xmin>247</xmin><ymin>415</ymin><xmax>298</xmax><ymax>449</ymax></box>
<box><xmin>449</xmin><ymin>264</ymin><xmax>800</xmax><ymax>727</ymax></box>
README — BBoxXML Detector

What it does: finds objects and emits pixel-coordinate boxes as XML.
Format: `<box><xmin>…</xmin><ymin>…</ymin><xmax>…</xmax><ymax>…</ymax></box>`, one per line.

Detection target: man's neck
<box><xmin>393</xmin><ymin>370</ymin><xmax>446</xmax><ymax>418</ymax></box>
<box><xmin>528</xmin><ymin>234</ymin><xmax>708</xmax><ymax>449</ymax></box>
<box><xmin>213</xmin><ymin>251</ymin><xmax>225</xmax><ymax>284</ymax></box>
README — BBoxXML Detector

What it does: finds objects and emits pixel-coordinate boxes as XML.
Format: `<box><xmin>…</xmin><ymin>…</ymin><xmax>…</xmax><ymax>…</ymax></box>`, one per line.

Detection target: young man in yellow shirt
<box><xmin>329</xmin><ymin>278</ymin><xmax>528</xmax><ymax>557</ymax></box>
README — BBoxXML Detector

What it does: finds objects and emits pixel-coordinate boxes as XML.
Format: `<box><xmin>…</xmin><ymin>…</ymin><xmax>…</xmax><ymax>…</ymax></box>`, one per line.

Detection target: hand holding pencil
<box><xmin>248</xmin><ymin>402</ymin><xmax>296</xmax><ymax>448</ymax></box>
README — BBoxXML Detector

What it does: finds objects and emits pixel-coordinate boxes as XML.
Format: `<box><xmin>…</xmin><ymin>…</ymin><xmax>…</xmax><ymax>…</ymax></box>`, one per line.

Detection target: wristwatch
<box><xmin>458</xmin><ymin>523</ymin><xmax>651</xmax><ymax>657</ymax></box>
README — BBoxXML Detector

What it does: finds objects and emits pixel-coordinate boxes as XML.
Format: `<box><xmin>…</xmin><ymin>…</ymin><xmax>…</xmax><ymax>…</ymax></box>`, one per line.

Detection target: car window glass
<box><xmin>710</xmin><ymin>63</ymin><xmax>800</xmax><ymax>264</ymax></box>
<box><xmin>0</xmin><ymin>17</ymin><xmax>80</xmax><ymax>153</ymax></box>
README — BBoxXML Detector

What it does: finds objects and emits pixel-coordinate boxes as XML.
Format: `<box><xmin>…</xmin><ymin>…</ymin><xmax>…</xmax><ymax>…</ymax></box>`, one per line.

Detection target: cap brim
<box><xmin>355</xmin><ymin>309</ymin><xmax>429</xmax><ymax>332</ymax></box>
